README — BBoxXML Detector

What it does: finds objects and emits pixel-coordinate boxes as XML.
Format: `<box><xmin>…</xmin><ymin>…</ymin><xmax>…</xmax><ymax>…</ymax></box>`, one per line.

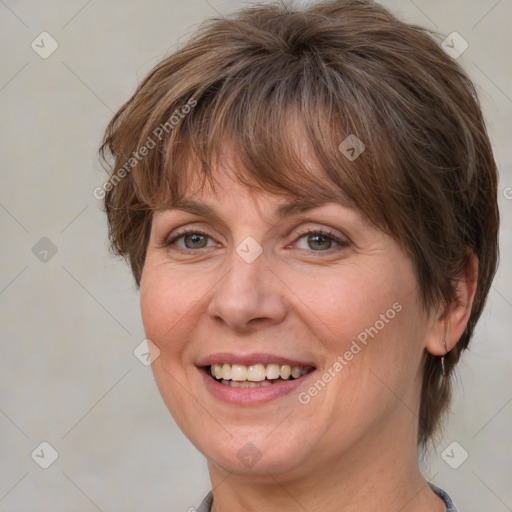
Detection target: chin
<box><xmin>187</xmin><ymin>423</ymin><xmax>323</xmax><ymax>478</ymax></box>
<box><xmin>206</xmin><ymin>443</ymin><xmax>311</xmax><ymax>477</ymax></box>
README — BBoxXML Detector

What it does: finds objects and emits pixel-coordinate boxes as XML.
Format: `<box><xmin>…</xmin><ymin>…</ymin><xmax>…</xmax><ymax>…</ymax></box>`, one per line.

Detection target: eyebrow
<box><xmin>167</xmin><ymin>194</ymin><xmax>355</xmax><ymax>220</ymax></box>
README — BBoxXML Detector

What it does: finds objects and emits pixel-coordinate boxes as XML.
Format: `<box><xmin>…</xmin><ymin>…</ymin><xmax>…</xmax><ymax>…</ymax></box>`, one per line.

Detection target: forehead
<box><xmin>159</xmin><ymin>147</ymin><xmax>359</xmax><ymax>215</ymax></box>
<box><xmin>154</xmin><ymin>165</ymin><xmax>377</xmax><ymax>238</ymax></box>
<box><xmin>160</xmin><ymin>131</ymin><xmax>359</xmax><ymax>205</ymax></box>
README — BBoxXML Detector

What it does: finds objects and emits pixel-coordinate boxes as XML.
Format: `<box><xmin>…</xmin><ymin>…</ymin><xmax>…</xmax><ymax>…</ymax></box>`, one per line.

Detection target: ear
<box><xmin>425</xmin><ymin>252</ymin><xmax>479</xmax><ymax>356</ymax></box>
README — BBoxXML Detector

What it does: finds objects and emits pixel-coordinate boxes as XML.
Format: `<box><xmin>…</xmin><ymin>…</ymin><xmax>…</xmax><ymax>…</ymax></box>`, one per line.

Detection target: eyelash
<box><xmin>165</xmin><ymin>227</ymin><xmax>349</xmax><ymax>254</ymax></box>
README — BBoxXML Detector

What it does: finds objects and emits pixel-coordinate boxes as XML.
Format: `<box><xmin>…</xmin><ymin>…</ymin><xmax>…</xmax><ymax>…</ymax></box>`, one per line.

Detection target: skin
<box><xmin>140</xmin><ymin>148</ymin><xmax>477</xmax><ymax>512</ymax></box>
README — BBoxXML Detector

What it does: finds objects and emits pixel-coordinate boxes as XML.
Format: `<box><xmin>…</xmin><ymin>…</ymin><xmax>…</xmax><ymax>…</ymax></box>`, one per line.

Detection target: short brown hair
<box><xmin>99</xmin><ymin>0</ymin><xmax>499</xmax><ymax>447</ymax></box>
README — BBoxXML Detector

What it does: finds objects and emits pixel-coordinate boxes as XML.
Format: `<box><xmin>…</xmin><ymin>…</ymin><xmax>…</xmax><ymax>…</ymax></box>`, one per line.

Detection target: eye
<box><xmin>293</xmin><ymin>228</ymin><xmax>349</xmax><ymax>252</ymax></box>
<box><xmin>166</xmin><ymin>230</ymin><xmax>219</xmax><ymax>252</ymax></box>
<box><xmin>164</xmin><ymin>227</ymin><xmax>349</xmax><ymax>254</ymax></box>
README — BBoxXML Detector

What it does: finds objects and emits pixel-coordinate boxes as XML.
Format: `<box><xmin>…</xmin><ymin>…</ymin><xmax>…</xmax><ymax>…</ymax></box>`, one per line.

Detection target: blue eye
<box><xmin>294</xmin><ymin>229</ymin><xmax>348</xmax><ymax>251</ymax></box>
<box><xmin>167</xmin><ymin>231</ymin><xmax>217</xmax><ymax>251</ymax></box>
<box><xmin>165</xmin><ymin>228</ymin><xmax>348</xmax><ymax>254</ymax></box>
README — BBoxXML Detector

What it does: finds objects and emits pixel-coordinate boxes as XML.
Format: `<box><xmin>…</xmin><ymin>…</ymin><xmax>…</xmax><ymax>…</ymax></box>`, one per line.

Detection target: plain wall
<box><xmin>1</xmin><ymin>0</ymin><xmax>511</xmax><ymax>510</ymax></box>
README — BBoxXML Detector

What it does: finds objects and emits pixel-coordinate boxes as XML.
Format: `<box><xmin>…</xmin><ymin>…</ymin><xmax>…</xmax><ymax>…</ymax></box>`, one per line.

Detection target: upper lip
<box><xmin>196</xmin><ymin>352</ymin><xmax>316</xmax><ymax>368</ymax></box>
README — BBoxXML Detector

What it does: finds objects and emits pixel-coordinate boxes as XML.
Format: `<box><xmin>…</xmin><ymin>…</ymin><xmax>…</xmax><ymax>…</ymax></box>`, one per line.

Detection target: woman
<box><xmin>99</xmin><ymin>1</ymin><xmax>499</xmax><ymax>510</ymax></box>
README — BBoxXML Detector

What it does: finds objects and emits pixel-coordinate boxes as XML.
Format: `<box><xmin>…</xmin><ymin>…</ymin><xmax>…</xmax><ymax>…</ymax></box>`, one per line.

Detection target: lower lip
<box><xmin>199</xmin><ymin>368</ymin><xmax>316</xmax><ymax>405</ymax></box>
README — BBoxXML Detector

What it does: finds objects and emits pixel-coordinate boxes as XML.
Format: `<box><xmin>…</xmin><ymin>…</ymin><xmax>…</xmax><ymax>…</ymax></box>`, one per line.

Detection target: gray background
<box><xmin>0</xmin><ymin>0</ymin><xmax>511</xmax><ymax>510</ymax></box>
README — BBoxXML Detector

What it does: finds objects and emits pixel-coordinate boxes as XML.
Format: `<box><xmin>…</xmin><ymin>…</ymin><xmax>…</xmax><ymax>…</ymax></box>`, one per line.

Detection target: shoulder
<box><xmin>429</xmin><ymin>482</ymin><xmax>460</xmax><ymax>512</ymax></box>
<box><xmin>192</xmin><ymin>491</ymin><xmax>213</xmax><ymax>512</ymax></box>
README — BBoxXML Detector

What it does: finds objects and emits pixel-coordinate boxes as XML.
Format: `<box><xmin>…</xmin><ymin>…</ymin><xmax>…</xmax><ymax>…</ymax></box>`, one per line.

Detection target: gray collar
<box><xmin>195</xmin><ymin>484</ymin><xmax>459</xmax><ymax>511</ymax></box>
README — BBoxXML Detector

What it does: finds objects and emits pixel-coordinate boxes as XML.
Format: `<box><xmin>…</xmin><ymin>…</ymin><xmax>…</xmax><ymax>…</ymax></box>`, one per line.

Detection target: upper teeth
<box><xmin>210</xmin><ymin>363</ymin><xmax>311</xmax><ymax>382</ymax></box>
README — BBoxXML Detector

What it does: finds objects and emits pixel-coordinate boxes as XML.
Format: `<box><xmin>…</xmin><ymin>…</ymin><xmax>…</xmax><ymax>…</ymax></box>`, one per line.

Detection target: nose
<box><xmin>207</xmin><ymin>248</ymin><xmax>287</xmax><ymax>332</ymax></box>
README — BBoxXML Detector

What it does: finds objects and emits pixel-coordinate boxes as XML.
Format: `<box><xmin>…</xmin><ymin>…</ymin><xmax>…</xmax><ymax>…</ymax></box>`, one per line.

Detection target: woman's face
<box><xmin>140</xmin><ymin>158</ymin><xmax>435</xmax><ymax>479</ymax></box>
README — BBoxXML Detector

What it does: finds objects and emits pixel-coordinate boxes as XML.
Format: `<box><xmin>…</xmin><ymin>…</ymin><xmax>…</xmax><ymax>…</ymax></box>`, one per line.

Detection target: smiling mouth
<box><xmin>208</xmin><ymin>363</ymin><xmax>315</xmax><ymax>388</ymax></box>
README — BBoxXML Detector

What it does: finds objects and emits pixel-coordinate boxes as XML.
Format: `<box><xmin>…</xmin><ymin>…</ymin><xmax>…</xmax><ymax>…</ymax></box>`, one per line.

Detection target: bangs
<box><xmin>129</xmin><ymin>44</ymin><xmax>397</xmax><ymax>235</ymax></box>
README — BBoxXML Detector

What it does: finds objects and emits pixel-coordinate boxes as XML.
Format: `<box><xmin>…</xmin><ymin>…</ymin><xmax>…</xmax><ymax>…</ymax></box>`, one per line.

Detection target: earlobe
<box><xmin>425</xmin><ymin>251</ymin><xmax>479</xmax><ymax>356</ymax></box>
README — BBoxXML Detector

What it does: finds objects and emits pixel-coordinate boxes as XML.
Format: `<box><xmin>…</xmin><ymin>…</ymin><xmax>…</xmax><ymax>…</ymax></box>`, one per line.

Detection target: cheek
<box><xmin>139</xmin><ymin>263</ymin><xmax>207</xmax><ymax>425</ymax></box>
<box><xmin>139</xmin><ymin>263</ymin><xmax>207</xmax><ymax>356</ymax></box>
<box><xmin>289</xmin><ymin>262</ymin><xmax>406</xmax><ymax>345</ymax></box>
<box><xmin>297</xmin><ymin>260</ymin><xmax>425</xmax><ymax>393</ymax></box>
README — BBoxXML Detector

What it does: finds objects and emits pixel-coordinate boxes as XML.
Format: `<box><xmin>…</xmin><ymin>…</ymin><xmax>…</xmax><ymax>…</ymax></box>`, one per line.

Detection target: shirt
<box><xmin>193</xmin><ymin>483</ymin><xmax>459</xmax><ymax>511</ymax></box>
